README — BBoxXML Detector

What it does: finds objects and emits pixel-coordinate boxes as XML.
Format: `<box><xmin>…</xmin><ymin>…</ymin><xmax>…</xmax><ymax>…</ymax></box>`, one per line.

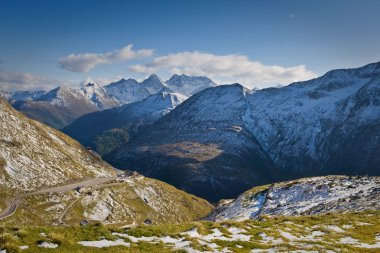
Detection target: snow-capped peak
<box><xmin>104</xmin><ymin>78</ymin><xmax>150</xmax><ymax>104</ymax></box>
<box><xmin>80</xmin><ymin>82</ymin><xmax>119</xmax><ymax>109</ymax></box>
<box><xmin>141</xmin><ymin>74</ymin><xmax>167</xmax><ymax>95</ymax></box>
<box><xmin>165</xmin><ymin>74</ymin><xmax>217</xmax><ymax>96</ymax></box>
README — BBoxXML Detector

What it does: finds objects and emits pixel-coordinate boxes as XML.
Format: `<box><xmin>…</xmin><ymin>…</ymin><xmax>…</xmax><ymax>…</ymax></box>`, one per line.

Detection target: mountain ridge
<box><xmin>105</xmin><ymin>62</ymin><xmax>380</xmax><ymax>202</ymax></box>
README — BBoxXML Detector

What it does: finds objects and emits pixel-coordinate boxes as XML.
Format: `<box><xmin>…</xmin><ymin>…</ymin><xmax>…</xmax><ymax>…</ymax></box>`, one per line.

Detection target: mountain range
<box><xmin>0</xmin><ymin>74</ymin><xmax>216</xmax><ymax>129</ymax></box>
<box><xmin>1</xmin><ymin>62</ymin><xmax>379</xmax><ymax>203</ymax></box>
<box><xmin>105</xmin><ymin>62</ymin><xmax>380</xmax><ymax>202</ymax></box>
<box><xmin>1</xmin><ymin>62</ymin><xmax>380</xmax><ymax>252</ymax></box>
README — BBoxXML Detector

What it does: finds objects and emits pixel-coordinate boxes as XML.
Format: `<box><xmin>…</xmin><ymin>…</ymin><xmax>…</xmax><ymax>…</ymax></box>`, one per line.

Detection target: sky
<box><xmin>0</xmin><ymin>0</ymin><xmax>380</xmax><ymax>91</ymax></box>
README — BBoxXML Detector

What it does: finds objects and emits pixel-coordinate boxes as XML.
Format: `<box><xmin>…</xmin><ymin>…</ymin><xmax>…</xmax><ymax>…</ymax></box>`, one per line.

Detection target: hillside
<box><xmin>0</xmin><ymin>97</ymin><xmax>212</xmax><ymax>226</ymax></box>
<box><xmin>105</xmin><ymin>62</ymin><xmax>380</xmax><ymax>202</ymax></box>
<box><xmin>1</xmin><ymin>210</ymin><xmax>379</xmax><ymax>252</ymax></box>
<box><xmin>206</xmin><ymin>175</ymin><xmax>380</xmax><ymax>222</ymax></box>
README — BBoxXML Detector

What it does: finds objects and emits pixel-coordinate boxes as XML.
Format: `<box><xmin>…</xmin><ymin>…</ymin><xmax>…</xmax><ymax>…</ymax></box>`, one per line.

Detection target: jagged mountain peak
<box><xmin>168</xmin><ymin>73</ymin><xmax>212</xmax><ymax>81</ymax></box>
<box><xmin>104</xmin><ymin>78</ymin><xmax>150</xmax><ymax>104</ymax></box>
<box><xmin>146</xmin><ymin>73</ymin><xmax>160</xmax><ymax>80</ymax></box>
<box><xmin>106</xmin><ymin>78</ymin><xmax>139</xmax><ymax>88</ymax></box>
<box><xmin>141</xmin><ymin>74</ymin><xmax>167</xmax><ymax>95</ymax></box>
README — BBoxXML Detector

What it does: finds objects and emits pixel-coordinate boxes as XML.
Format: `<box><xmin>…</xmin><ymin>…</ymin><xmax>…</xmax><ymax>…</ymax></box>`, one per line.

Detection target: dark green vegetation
<box><xmin>94</xmin><ymin>128</ymin><xmax>132</xmax><ymax>155</ymax></box>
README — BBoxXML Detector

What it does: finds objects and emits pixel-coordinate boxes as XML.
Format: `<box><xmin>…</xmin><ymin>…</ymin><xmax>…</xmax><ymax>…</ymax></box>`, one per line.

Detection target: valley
<box><xmin>1</xmin><ymin>1</ymin><xmax>379</xmax><ymax>252</ymax></box>
<box><xmin>1</xmin><ymin>57</ymin><xmax>379</xmax><ymax>253</ymax></box>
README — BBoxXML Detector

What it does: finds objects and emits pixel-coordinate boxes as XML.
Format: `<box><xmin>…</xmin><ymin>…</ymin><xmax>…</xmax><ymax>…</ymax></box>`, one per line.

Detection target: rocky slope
<box><xmin>206</xmin><ymin>175</ymin><xmax>380</xmax><ymax>222</ymax></box>
<box><xmin>0</xmin><ymin>96</ymin><xmax>114</xmax><ymax>200</ymax></box>
<box><xmin>106</xmin><ymin>62</ymin><xmax>380</xmax><ymax>202</ymax></box>
<box><xmin>0</xmin><ymin>97</ymin><xmax>212</xmax><ymax>225</ymax></box>
<box><xmin>63</xmin><ymin>92</ymin><xmax>187</xmax><ymax>155</ymax></box>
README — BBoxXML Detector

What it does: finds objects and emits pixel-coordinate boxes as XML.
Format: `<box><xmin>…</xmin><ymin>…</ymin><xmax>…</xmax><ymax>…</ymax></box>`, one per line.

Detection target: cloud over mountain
<box><xmin>0</xmin><ymin>71</ymin><xmax>56</xmax><ymax>91</ymax></box>
<box><xmin>59</xmin><ymin>44</ymin><xmax>154</xmax><ymax>73</ymax></box>
<box><xmin>130</xmin><ymin>51</ymin><xmax>316</xmax><ymax>89</ymax></box>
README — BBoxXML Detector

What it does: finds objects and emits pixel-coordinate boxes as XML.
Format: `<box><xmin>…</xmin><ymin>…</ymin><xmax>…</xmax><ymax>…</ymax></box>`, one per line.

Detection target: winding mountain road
<box><xmin>0</xmin><ymin>176</ymin><xmax>118</xmax><ymax>221</ymax></box>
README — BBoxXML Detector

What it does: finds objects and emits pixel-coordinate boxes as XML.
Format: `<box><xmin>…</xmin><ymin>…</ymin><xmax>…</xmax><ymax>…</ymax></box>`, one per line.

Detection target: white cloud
<box><xmin>130</xmin><ymin>51</ymin><xmax>316</xmax><ymax>89</ymax></box>
<box><xmin>0</xmin><ymin>71</ymin><xmax>57</xmax><ymax>91</ymax></box>
<box><xmin>59</xmin><ymin>44</ymin><xmax>154</xmax><ymax>73</ymax></box>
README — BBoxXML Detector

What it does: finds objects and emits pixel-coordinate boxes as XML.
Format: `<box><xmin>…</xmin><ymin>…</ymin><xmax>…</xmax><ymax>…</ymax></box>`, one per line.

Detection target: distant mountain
<box><xmin>13</xmin><ymin>87</ymin><xmax>97</xmax><ymax>129</ymax></box>
<box><xmin>104</xmin><ymin>78</ymin><xmax>150</xmax><ymax>104</ymax></box>
<box><xmin>63</xmin><ymin>92</ymin><xmax>187</xmax><ymax>155</ymax></box>
<box><xmin>0</xmin><ymin>90</ymin><xmax>46</xmax><ymax>103</ymax></box>
<box><xmin>11</xmin><ymin>84</ymin><xmax>120</xmax><ymax>129</ymax></box>
<box><xmin>80</xmin><ymin>82</ymin><xmax>120</xmax><ymax>109</ymax></box>
<box><xmin>206</xmin><ymin>176</ymin><xmax>380</xmax><ymax>222</ymax></box>
<box><xmin>0</xmin><ymin>97</ymin><xmax>212</xmax><ymax>226</ymax></box>
<box><xmin>105</xmin><ymin>62</ymin><xmax>380</xmax><ymax>202</ymax></box>
<box><xmin>141</xmin><ymin>74</ymin><xmax>168</xmax><ymax>94</ymax></box>
<box><xmin>166</xmin><ymin>74</ymin><xmax>217</xmax><ymax>96</ymax></box>
<box><xmin>2</xmin><ymin>74</ymin><xmax>216</xmax><ymax>129</ymax></box>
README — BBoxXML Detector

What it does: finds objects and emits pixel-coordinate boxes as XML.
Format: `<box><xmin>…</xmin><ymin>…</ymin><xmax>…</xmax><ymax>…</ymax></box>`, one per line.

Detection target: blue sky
<box><xmin>1</xmin><ymin>0</ymin><xmax>380</xmax><ymax>91</ymax></box>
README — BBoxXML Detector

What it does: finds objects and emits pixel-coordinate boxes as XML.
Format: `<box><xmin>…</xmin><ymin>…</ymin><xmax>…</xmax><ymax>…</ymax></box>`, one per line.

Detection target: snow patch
<box><xmin>37</xmin><ymin>241</ymin><xmax>59</xmax><ymax>248</ymax></box>
<box><xmin>78</xmin><ymin>239</ymin><xmax>130</xmax><ymax>248</ymax></box>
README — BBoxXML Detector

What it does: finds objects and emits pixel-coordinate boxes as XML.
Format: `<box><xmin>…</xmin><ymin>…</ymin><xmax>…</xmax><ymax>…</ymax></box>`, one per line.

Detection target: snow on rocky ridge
<box><xmin>106</xmin><ymin>62</ymin><xmax>380</xmax><ymax>202</ymax></box>
<box><xmin>166</xmin><ymin>74</ymin><xmax>217</xmax><ymax>96</ymax></box>
<box><xmin>206</xmin><ymin>176</ymin><xmax>380</xmax><ymax>222</ymax></box>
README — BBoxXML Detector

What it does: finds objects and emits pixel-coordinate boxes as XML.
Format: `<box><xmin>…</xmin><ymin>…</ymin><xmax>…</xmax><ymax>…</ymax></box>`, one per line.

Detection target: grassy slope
<box><xmin>1</xmin><ymin>211</ymin><xmax>380</xmax><ymax>252</ymax></box>
<box><xmin>0</xmin><ymin>179</ymin><xmax>213</xmax><ymax>227</ymax></box>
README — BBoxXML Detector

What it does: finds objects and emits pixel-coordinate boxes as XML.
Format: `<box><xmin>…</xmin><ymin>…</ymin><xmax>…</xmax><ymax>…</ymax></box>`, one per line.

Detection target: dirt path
<box><xmin>58</xmin><ymin>197</ymin><xmax>83</xmax><ymax>224</ymax></box>
<box><xmin>0</xmin><ymin>196</ymin><xmax>20</xmax><ymax>220</ymax></box>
